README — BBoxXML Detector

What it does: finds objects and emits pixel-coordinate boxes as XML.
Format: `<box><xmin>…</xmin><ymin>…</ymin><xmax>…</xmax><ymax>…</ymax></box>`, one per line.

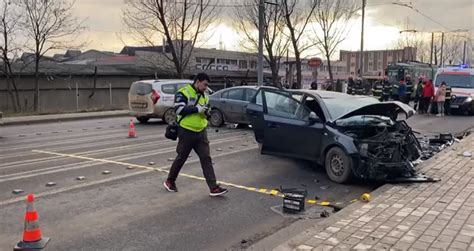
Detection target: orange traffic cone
<box><xmin>14</xmin><ymin>194</ymin><xmax>50</xmax><ymax>250</ymax></box>
<box><xmin>128</xmin><ymin>119</ymin><xmax>137</xmax><ymax>138</ymax></box>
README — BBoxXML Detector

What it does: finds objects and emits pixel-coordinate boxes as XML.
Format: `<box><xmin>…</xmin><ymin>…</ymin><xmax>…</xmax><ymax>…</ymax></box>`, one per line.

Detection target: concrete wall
<box><xmin>0</xmin><ymin>75</ymin><xmax>148</xmax><ymax>113</ymax></box>
<box><xmin>1</xmin><ymin>75</ymin><xmax>228</xmax><ymax>114</ymax></box>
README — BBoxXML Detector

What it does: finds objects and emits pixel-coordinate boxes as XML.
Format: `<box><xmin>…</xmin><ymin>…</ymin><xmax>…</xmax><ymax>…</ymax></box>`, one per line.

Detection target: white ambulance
<box><xmin>434</xmin><ymin>66</ymin><xmax>474</xmax><ymax>115</ymax></box>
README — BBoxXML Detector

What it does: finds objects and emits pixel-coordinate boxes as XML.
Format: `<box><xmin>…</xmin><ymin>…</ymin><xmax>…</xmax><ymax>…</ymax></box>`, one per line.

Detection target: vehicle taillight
<box><xmin>152</xmin><ymin>90</ymin><xmax>160</xmax><ymax>104</ymax></box>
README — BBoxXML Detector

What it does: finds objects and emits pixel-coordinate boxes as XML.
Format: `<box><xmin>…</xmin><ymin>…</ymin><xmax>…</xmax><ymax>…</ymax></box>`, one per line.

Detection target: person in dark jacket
<box><xmin>347</xmin><ymin>77</ymin><xmax>355</xmax><ymax>95</ymax></box>
<box><xmin>414</xmin><ymin>77</ymin><xmax>424</xmax><ymax>111</ymax></box>
<box><xmin>310</xmin><ymin>81</ymin><xmax>318</xmax><ymax>90</ymax></box>
<box><xmin>405</xmin><ymin>75</ymin><xmax>413</xmax><ymax>104</ymax></box>
<box><xmin>398</xmin><ymin>80</ymin><xmax>407</xmax><ymax>103</ymax></box>
<box><xmin>371</xmin><ymin>79</ymin><xmax>384</xmax><ymax>100</ymax></box>
<box><xmin>444</xmin><ymin>83</ymin><xmax>452</xmax><ymax>115</ymax></box>
<box><xmin>381</xmin><ymin>76</ymin><xmax>391</xmax><ymax>101</ymax></box>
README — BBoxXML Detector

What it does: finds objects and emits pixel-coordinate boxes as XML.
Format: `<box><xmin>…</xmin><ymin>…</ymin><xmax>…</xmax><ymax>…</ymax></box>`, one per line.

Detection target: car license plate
<box><xmin>131</xmin><ymin>102</ymin><xmax>147</xmax><ymax>108</ymax></box>
<box><xmin>450</xmin><ymin>105</ymin><xmax>459</xmax><ymax>108</ymax></box>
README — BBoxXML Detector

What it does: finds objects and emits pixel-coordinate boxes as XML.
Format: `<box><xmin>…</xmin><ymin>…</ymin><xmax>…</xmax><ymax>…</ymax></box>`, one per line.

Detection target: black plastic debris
<box><xmin>320</xmin><ymin>210</ymin><xmax>330</xmax><ymax>218</ymax></box>
<box><xmin>281</xmin><ymin>187</ymin><xmax>307</xmax><ymax>214</ymax></box>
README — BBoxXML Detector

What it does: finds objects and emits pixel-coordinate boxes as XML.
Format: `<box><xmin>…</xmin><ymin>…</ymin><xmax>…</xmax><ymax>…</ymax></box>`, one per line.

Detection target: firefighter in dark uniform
<box><xmin>444</xmin><ymin>83</ymin><xmax>452</xmax><ymax>115</ymax></box>
<box><xmin>414</xmin><ymin>77</ymin><xmax>424</xmax><ymax>111</ymax></box>
<box><xmin>391</xmin><ymin>79</ymin><xmax>400</xmax><ymax>101</ymax></box>
<box><xmin>381</xmin><ymin>76</ymin><xmax>391</xmax><ymax>101</ymax></box>
<box><xmin>405</xmin><ymin>75</ymin><xmax>413</xmax><ymax>104</ymax></box>
<box><xmin>347</xmin><ymin>77</ymin><xmax>355</xmax><ymax>95</ymax></box>
<box><xmin>371</xmin><ymin>78</ymin><xmax>384</xmax><ymax>100</ymax></box>
<box><xmin>355</xmin><ymin>78</ymin><xmax>364</xmax><ymax>95</ymax></box>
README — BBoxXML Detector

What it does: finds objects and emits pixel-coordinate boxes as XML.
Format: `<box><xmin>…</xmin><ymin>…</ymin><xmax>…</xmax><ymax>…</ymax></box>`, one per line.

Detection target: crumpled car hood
<box><xmin>336</xmin><ymin>101</ymin><xmax>415</xmax><ymax>121</ymax></box>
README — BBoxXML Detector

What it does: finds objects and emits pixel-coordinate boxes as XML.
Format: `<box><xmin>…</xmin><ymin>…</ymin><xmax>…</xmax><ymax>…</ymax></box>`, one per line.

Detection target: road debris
<box><xmin>102</xmin><ymin>171</ymin><xmax>111</xmax><ymax>175</ymax></box>
<box><xmin>360</xmin><ymin>193</ymin><xmax>371</xmax><ymax>202</ymax></box>
<box><xmin>12</xmin><ymin>189</ymin><xmax>24</xmax><ymax>194</ymax></box>
<box><xmin>216</xmin><ymin>148</ymin><xmax>223</xmax><ymax>151</ymax></box>
<box><xmin>127</xmin><ymin>166</ymin><xmax>136</xmax><ymax>170</ymax></box>
<box><xmin>76</xmin><ymin>176</ymin><xmax>86</xmax><ymax>181</ymax></box>
<box><xmin>148</xmin><ymin>162</ymin><xmax>155</xmax><ymax>165</ymax></box>
<box><xmin>46</xmin><ymin>182</ymin><xmax>56</xmax><ymax>187</ymax></box>
<box><xmin>462</xmin><ymin>151</ymin><xmax>472</xmax><ymax>157</ymax></box>
<box><xmin>167</xmin><ymin>158</ymin><xmax>174</xmax><ymax>162</ymax></box>
<box><xmin>320</xmin><ymin>210</ymin><xmax>330</xmax><ymax>218</ymax></box>
<box><xmin>320</xmin><ymin>185</ymin><xmax>330</xmax><ymax>190</ymax></box>
<box><xmin>281</xmin><ymin>187</ymin><xmax>306</xmax><ymax>214</ymax></box>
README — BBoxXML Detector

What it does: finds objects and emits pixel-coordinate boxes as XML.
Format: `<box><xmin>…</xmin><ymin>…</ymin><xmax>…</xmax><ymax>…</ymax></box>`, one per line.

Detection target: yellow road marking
<box><xmin>32</xmin><ymin>149</ymin><xmax>344</xmax><ymax>208</ymax></box>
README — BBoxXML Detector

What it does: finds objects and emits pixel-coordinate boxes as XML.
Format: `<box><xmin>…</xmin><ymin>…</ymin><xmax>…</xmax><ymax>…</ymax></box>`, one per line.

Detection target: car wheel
<box><xmin>210</xmin><ymin>110</ymin><xmax>224</xmax><ymax>127</ymax></box>
<box><xmin>325</xmin><ymin>147</ymin><xmax>353</xmax><ymax>184</ymax></box>
<box><xmin>137</xmin><ymin>116</ymin><xmax>150</xmax><ymax>123</ymax></box>
<box><xmin>163</xmin><ymin>108</ymin><xmax>176</xmax><ymax>125</ymax></box>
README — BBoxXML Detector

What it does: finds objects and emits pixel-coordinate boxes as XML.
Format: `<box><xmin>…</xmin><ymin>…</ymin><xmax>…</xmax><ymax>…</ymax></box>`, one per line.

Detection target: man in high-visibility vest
<box><xmin>444</xmin><ymin>83</ymin><xmax>452</xmax><ymax>115</ymax></box>
<box><xmin>164</xmin><ymin>72</ymin><xmax>228</xmax><ymax>197</ymax></box>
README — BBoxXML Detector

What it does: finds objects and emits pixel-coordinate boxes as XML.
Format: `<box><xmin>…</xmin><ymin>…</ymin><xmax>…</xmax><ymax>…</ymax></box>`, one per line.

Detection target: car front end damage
<box><xmin>336</xmin><ymin>115</ymin><xmax>439</xmax><ymax>182</ymax></box>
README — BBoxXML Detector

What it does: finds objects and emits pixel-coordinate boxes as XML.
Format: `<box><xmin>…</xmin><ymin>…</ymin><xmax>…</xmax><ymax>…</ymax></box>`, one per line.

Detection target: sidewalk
<box><xmin>275</xmin><ymin>134</ymin><xmax>474</xmax><ymax>250</ymax></box>
<box><xmin>1</xmin><ymin>110</ymin><xmax>129</xmax><ymax>126</ymax></box>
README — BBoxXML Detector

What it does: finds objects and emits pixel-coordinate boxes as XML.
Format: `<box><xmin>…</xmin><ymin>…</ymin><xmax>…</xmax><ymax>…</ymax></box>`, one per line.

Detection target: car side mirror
<box><xmin>309</xmin><ymin>112</ymin><xmax>320</xmax><ymax>123</ymax></box>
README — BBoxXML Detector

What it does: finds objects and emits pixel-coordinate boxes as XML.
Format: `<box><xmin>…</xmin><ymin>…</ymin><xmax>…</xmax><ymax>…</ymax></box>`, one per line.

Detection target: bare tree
<box><xmin>234</xmin><ymin>0</ymin><xmax>290</xmax><ymax>83</ymax></box>
<box><xmin>0</xmin><ymin>0</ymin><xmax>21</xmax><ymax>111</ymax></box>
<box><xmin>123</xmin><ymin>0</ymin><xmax>217</xmax><ymax>79</ymax></box>
<box><xmin>312</xmin><ymin>0</ymin><xmax>356</xmax><ymax>85</ymax></box>
<box><xmin>395</xmin><ymin>32</ymin><xmax>431</xmax><ymax>63</ymax></box>
<box><xmin>281</xmin><ymin>0</ymin><xmax>317</xmax><ymax>88</ymax></box>
<box><xmin>20</xmin><ymin>0</ymin><xmax>86</xmax><ymax>111</ymax></box>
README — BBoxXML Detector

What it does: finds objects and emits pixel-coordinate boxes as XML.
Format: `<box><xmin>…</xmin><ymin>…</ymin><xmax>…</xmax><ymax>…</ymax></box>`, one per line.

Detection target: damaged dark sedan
<box><xmin>247</xmin><ymin>87</ymin><xmax>426</xmax><ymax>184</ymax></box>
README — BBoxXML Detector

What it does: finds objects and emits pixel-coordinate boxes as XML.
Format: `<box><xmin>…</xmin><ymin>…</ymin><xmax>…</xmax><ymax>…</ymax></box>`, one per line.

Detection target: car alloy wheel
<box><xmin>330</xmin><ymin>154</ymin><xmax>345</xmax><ymax>177</ymax></box>
<box><xmin>325</xmin><ymin>147</ymin><xmax>353</xmax><ymax>184</ymax></box>
<box><xmin>163</xmin><ymin>109</ymin><xmax>176</xmax><ymax>125</ymax></box>
<box><xmin>210</xmin><ymin>110</ymin><xmax>224</xmax><ymax>127</ymax></box>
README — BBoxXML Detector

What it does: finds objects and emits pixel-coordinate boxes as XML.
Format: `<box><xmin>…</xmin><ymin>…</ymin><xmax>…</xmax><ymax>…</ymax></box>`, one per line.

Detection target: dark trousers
<box><xmin>444</xmin><ymin>99</ymin><xmax>451</xmax><ymax>115</ymax></box>
<box><xmin>380</xmin><ymin>94</ymin><xmax>389</xmax><ymax>102</ymax></box>
<box><xmin>167</xmin><ymin>127</ymin><xmax>217</xmax><ymax>189</ymax></box>
<box><xmin>420</xmin><ymin>97</ymin><xmax>431</xmax><ymax>114</ymax></box>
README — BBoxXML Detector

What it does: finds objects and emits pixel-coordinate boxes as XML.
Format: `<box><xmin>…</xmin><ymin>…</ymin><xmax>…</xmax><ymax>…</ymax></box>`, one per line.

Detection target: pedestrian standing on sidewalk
<box><xmin>421</xmin><ymin>79</ymin><xmax>435</xmax><ymax>114</ymax></box>
<box><xmin>435</xmin><ymin>82</ymin><xmax>447</xmax><ymax>117</ymax></box>
<box><xmin>164</xmin><ymin>72</ymin><xmax>228</xmax><ymax>197</ymax></box>
<box><xmin>413</xmin><ymin>77</ymin><xmax>424</xmax><ymax>112</ymax></box>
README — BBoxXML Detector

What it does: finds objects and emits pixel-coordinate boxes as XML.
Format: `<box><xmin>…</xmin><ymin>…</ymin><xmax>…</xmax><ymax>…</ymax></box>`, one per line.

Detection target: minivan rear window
<box><xmin>130</xmin><ymin>82</ymin><xmax>152</xmax><ymax>95</ymax></box>
<box><xmin>162</xmin><ymin>83</ymin><xmax>188</xmax><ymax>94</ymax></box>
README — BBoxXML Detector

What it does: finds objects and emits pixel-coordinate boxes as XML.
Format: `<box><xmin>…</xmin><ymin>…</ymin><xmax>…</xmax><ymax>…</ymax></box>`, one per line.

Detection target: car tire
<box><xmin>210</xmin><ymin>109</ymin><xmax>224</xmax><ymax>127</ymax></box>
<box><xmin>137</xmin><ymin>116</ymin><xmax>150</xmax><ymax>123</ymax></box>
<box><xmin>325</xmin><ymin>147</ymin><xmax>353</xmax><ymax>184</ymax></box>
<box><xmin>163</xmin><ymin>108</ymin><xmax>176</xmax><ymax>125</ymax></box>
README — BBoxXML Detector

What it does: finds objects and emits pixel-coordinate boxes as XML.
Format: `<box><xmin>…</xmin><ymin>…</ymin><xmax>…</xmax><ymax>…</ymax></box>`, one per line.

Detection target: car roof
<box><xmin>134</xmin><ymin>79</ymin><xmax>193</xmax><ymax>85</ymax></box>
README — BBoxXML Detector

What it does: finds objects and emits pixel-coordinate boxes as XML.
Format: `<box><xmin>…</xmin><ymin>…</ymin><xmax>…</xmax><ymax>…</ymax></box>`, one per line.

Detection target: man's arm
<box><xmin>174</xmin><ymin>92</ymin><xmax>198</xmax><ymax>116</ymax></box>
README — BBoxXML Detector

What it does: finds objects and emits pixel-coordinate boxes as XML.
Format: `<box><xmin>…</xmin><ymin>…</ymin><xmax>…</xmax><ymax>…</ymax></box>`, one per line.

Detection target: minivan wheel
<box><xmin>137</xmin><ymin>116</ymin><xmax>150</xmax><ymax>123</ymax></box>
<box><xmin>210</xmin><ymin>110</ymin><xmax>224</xmax><ymax>127</ymax></box>
<box><xmin>325</xmin><ymin>147</ymin><xmax>353</xmax><ymax>184</ymax></box>
<box><xmin>163</xmin><ymin>108</ymin><xmax>176</xmax><ymax>125</ymax></box>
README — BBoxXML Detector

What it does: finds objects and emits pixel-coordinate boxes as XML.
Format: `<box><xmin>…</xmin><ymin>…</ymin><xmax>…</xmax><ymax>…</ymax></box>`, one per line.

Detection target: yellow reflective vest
<box><xmin>177</xmin><ymin>84</ymin><xmax>209</xmax><ymax>132</ymax></box>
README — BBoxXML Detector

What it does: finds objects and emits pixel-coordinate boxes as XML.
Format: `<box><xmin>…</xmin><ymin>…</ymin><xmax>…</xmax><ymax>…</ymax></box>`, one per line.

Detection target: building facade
<box><xmin>339</xmin><ymin>47</ymin><xmax>417</xmax><ymax>78</ymax></box>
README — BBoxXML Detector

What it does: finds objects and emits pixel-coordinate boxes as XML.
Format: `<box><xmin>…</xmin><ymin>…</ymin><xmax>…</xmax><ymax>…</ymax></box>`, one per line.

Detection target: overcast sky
<box><xmin>73</xmin><ymin>0</ymin><xmax>473</xmax><ymax>56</ymax></box>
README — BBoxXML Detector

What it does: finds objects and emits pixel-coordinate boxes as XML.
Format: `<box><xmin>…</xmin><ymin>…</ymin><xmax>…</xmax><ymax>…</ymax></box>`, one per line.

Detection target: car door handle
<box><xmin>268</xmin><ymin>122</ymin><xmax>279</xmax><ymax>129</ymax></box>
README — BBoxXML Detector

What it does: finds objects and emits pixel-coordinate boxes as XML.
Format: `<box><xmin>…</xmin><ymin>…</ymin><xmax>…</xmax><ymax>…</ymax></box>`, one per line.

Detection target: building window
<box><xmin>229</xmin><ymin>59</ymin><xmax>238</xmax><ymax>65</ymax></box>
<box><xmin>250</xmin><ymin>61</ymin><xmax>257</xmax><ymax>69</ymax></box>
<box><xmin>351</xmin><ymin>53</ymin><xmax>355</xmax><ymax>58</ymax></box>
<box><xmin>239</xmin><ymin>60</ymin><xmax>248</xmax><ymax>69</ymax></box>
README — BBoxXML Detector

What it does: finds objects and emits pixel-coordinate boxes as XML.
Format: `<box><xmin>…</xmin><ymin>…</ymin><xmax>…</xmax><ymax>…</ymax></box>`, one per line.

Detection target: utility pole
<box><xmin>440</xmin><ymin>32</ymin><xmax>444</xmax><ymax>66</ymax></box>
<box><xmin>430</xmin><ymin>32</ymin><xmax>434</xmax><ymax>65</ymax></box>
<box><xmin>463</xmin><ymin>40</ymin><xmax>467</xmax><ymax>64</ymax></box>
<box><xmin>359</xmin><ymin>0</ymin><xmax>366</xmax><ymax>79</ymax></box>
<box><xmin>257</xmin><ymin>0</ymin><xmax>264</xmax><ymax>86</ymax></box>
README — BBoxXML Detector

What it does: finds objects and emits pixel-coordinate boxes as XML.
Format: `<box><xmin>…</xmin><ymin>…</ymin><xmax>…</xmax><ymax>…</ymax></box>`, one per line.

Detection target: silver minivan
<box><xmin>128</xmin><ymin>79</ymin><xmax>192</xmax><ymax>124</ymax></box>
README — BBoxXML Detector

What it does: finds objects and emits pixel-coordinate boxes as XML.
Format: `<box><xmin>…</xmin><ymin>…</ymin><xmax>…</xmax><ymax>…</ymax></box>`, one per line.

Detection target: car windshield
<box><xmin>435</xmin><ymin>74</ymin><xmax>474</xmax><ymax>88</ymax></box>
<box><xmin>323</xmin><ymin>97</ymin><xmax>379</xmax><ymax>120</ymax></box>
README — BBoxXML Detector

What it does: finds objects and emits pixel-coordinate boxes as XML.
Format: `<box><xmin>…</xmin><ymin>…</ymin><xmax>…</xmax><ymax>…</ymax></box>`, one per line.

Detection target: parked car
<box><xmin>247</xmin><ymin>87</ymin><xmax>423</xmax><ymax>184</ymax></box>
<box><xmin>208</xmin><ymin>86</ymin><xmax>260</xmax><ymax>127</ymax></box>
<box><xmin>128</xmin><ymin>79</ymin><xmax>192</xmax><ymax>124</ymax></box>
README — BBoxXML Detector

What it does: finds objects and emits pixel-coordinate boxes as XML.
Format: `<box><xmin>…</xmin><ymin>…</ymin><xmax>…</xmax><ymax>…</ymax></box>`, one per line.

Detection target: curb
<box><xmin>1</xmin><ymin>110</ymin><xmax>130</xmax><ymax>126</ymax></box>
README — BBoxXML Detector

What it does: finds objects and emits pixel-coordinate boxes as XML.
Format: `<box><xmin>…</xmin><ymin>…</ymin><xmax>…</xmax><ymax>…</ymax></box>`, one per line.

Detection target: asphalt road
<box><xmin>0</xmin><ymin>117</ymin><xmax>374</xmax><ymax>250</ymax></box>
<box><xmin>0</xmin><ymin>114</ymin><xmax>472</xmax><ymax>250</ymax></box>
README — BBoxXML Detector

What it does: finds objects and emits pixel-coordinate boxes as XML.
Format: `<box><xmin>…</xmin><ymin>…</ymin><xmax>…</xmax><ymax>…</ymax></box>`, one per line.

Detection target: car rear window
<box><xmin>161</xmin><ymin>83</ymin><xmax>188</xmax><ymax>94</ymax></box>
<box><xmin>130</xmin><ymin>82</ymin><xmax>152</xmax><ymax>95</ymax></box>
